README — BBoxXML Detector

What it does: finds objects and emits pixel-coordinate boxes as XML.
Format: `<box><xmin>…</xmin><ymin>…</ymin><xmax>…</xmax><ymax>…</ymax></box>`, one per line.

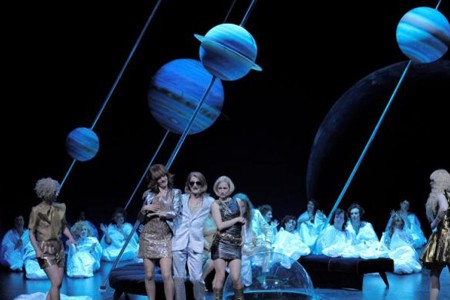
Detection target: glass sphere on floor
<box><xmin>223</xmin><ymin>250</ymin><xmax>318</xmax><ymax>300</ymax></box>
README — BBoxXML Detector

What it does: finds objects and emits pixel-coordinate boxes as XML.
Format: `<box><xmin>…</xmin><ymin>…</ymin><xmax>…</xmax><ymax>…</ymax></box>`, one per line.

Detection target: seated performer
<box><xmin>67</xmin><ymin>220</ymin><xmax>103</xmax><ymax>278</ymax></box>
<box><xmin>385</xmin><ymin>199</ymin><xmax>427</xmax><ymax>249</ymax></box>
<box><xmin>0</xmin><ymin>215</ymin><xmax>28</xmax><ymax>271</ymax></box>
<box><xmin>100</xmin><ymin>207</ymin><xmax>139</xmax><ymax>262</ymax></box>
<box><xmin>380</xmin><ymin>212</ymin><xmax>422</xmax><ymax>274</ymax></box>
<box><xmin>296</xmin><ymin>199</ymin><xmax>327</xmax><ymax>248</ymax></box>
<box><xmin>314</xmin><ymin>208</ymin><xmax>354</xmax><ymax>257</ymax></box>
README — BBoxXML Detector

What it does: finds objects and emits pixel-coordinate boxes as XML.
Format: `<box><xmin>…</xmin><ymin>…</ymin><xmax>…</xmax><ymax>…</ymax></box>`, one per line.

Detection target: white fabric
<box><xmin>272</xmin><ymin>228</ymin><xmax>310</xmax><ymax>268</ymax></box>
<box><xmin>0</xmin><ymin>228</ymin><xmax>29</xmax><ymax>271</ymax></box>
<box><xmin>296</xmin><ymin>210</ymin><xmax>327</xmax><ymax>248</ymax></box>
<box><xmin>313</xmin><ymin>224</ymin><xmax>354</xmax><ymax>257</ymax></box>
<box><xmin>100</xmin><ymin>222</ymin><xmax>139</xmax><ymax>262</ymax></box>
<box><xmin>344</xmin><ymin>221</ymin><xmax>384</xmax><ymax>258</ymax></box>
<box><xmin>380</xmin><ymin>229</ymin><xmax>422</xmax><ymax>274</ymax></box>
<box><xmin>66</xmin><ymin>236</ymin><xmax>103</xmax><ymax>278</ymax></box>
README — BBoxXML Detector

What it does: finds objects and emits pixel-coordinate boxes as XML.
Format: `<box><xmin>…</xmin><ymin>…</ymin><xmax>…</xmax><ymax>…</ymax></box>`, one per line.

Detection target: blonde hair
<box><xmin>425</xmin><ymin>169</ymin><xmax>450</xmax><ymax>222</ymax></box>
<box><xmin>34</xmin><ymin>177</ymin><xmax>60</xmax><ymax>200</ymax></box>
<box><xmin>71</xmin><ymin>220</ymin><xmax>92</xmax><ymax>239</ymax></box>
<box><xmin>213</xmin><ymin>175</ymin><xmax>235</xmax><ymax>197</ymax></box>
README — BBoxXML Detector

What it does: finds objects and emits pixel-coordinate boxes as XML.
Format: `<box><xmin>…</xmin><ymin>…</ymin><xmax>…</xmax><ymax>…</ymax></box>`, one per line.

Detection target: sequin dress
<box><xmin>139</xmin><ymin>189</ymin><xmax>181</xmax><ymax>259</ymax></box>
<box><xmin>211</xmin><ymin>197</ymin><xmax>243</xmax><ymax>260</ymax></box>
<box><xmin>420</xmin><ymin>192</ymin><xmax>450</xmax><ymax>267</ymax></box>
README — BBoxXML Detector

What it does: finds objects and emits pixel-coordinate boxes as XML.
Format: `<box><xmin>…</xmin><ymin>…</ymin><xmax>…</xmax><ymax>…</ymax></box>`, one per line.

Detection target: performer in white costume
<box><xmin>66</xmin><ymin>220</ymin><xmax>103</xmax><ymax>278</ymax></box>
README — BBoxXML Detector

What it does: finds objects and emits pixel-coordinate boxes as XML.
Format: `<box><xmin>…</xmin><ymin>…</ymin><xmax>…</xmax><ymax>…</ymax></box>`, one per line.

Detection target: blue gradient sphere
<box><xmin>194</xmin><ymin>23</ymin><xmax>262</xmax><ymax>81</ymax></box>
<box><xmin>148</xmin><ymin>58</ymin><xmax>224</xmax><ymax>135</ymax></box>
<box><xmin>396</xmin><ymin>6</ymin><xmax>450</xmax><ymax>63</ymax></box>
<box><xmin>66</xmin><ymin>127</ymin><xmax>100</xmax><ymax>161</ymax></box>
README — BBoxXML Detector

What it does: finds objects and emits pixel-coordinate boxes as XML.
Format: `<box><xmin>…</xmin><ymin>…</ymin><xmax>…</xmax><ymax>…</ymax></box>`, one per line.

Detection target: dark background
<box><xmin>2</xmin><ymin>0</ymin><xmax>449</xmax><ymax>239</ymax></box>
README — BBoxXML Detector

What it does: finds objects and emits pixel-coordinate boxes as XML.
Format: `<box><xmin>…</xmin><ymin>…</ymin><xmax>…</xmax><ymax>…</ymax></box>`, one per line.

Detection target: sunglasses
<box><xmin>189</xmin><ymin>181</ymin><xmax>202</xmax><ymax>187</ymax></box>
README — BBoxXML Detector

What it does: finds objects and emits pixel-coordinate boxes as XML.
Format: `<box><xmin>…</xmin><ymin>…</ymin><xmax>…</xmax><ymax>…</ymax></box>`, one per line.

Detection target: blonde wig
<box><xmin>425</xmin><ymin>169</ymin><xmax>450</xmax><ymax>222</ymax></box>
<box><xmin>71</xmin><ymin>220</ymin><xmax>92</xmax><ymax>239</ymax></box>
<box><xmin>34</xmin><ymin>177</ymin><xmax>60</xmax><ymax>200</ymax></box>
<box><xmin>213</xmin><ymin>175</ymin><xmax>235</xmax><ymax>197</ymax></box>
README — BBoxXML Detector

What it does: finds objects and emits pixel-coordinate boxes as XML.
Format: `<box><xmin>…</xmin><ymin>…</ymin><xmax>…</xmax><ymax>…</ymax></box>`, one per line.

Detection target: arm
<box><xmin>63</xmin><ymin>226</ymin><xmax>77</xmax><ymax>246</ymax></box>
<box><xmin>161</xmin><ymin>189</ymin><xmax>182</xmax><ymax>220</ymax></box>
<box><xmin>100</xmin><ymin>223</ymin><xmax>111</xmax><ymax>245</ymax></box>
<box><xmin>430</xmin><ymin>194</ymin><xmax>448</xmax><ymax>230</ymax></box>
<box><xmin>140</xmin><ymin>192</ymin><xmax>161</xmax><ymax>217</ymax></box>
<box><xmin>28</xmin><ymin>230</ymin><xmax>42</xmax><ymax>258</ymax></box>
<box><xmin>211</xmin><ymin>201</ymin><xmax>245</xmax><ymax>231</ymax></box>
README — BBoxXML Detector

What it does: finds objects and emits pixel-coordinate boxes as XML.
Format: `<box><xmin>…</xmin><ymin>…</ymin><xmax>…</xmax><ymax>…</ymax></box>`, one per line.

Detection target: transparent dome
<box><xmin>223</xmin><ymin>250</ymin><xmax>318</xmax><ymax>299</ymax></box>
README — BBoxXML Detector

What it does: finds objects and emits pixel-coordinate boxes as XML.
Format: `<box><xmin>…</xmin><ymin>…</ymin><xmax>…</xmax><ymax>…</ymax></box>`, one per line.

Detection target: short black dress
<box><xmin>211</xmin><ymin>198</ymin><xmax>243</xmax><ymax>261</ymax></box>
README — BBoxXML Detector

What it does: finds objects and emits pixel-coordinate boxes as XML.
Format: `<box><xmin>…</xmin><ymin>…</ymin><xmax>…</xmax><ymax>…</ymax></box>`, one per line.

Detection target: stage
<box><xmin>1</xmin><ymin>260</ymin><xmax>449</xmax><ymax>300</ymax></box>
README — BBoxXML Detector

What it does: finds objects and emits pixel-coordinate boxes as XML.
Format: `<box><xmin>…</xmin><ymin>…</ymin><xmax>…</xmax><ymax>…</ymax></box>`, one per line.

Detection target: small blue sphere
<box><xmin>195</xmin><ymin>23</ymin><xmax>262</xmax><ymax>81</ymax></box>
<box><xmin>66</xmin><ymin>127</ymin><xmax>100</xmax><ymax>162</ymax></box>
<box><xmin>396</xmin><ymin>6</ymin><xmax>450</xmax><ymax>63</ymax></box>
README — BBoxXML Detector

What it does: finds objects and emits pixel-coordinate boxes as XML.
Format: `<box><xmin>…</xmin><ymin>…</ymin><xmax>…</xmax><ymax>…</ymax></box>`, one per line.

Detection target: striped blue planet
<box><xmin>195</xmin><ymin>23</ymin><xmax>262</xmax><ymax>81</ymax></box>
<box><xmin>396</xmin><ymin>6</ymin><xmax>450</xmax><ymax>63</ymax></box>
<box><xmin>66</xmin><ymin>127</ymin><xmax>100</xmax><ymax>162</ymax></box>
<box><xmin>148</xmin><ymin>58</ymin><xmax>224</xmax><ymax>135</ymax></box>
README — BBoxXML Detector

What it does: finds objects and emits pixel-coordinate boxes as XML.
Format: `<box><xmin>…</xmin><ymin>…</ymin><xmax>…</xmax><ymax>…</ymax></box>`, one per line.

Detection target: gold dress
<box><xmin>138</xmin><ymin>189</ymin><xmax>181</xmax><ymax>259</ymax></box>
<box><xmin>420</xmin><ymin>193</ymin><xmax>450</xmax><ymax>267</ymax></box>
<box><xmin>28</xmin><ymin>201</ymin><xmax>67</xmax><ymax>268</ymax></box>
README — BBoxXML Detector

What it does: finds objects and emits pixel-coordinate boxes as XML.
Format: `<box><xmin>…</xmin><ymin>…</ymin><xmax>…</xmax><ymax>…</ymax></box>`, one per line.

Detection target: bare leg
<box><xmin>202</xmin><ymin>258</ymin><xmax>214</xmax><ymax>283</ymax></box>
<box><xmin>212</xmin><ymin>259</ymin><xmax>227</xmax><ymax>290</ymax></box>
<box><xmin>228</xmin><ymin>259</ymin><xmax>243</xmax><ymax>290</ymax></box>
<box><xmin>143</xmin><ymin>258</ymin><xmax>156</xmax><ymax>300</ymax></box>
<box><xmin>44</xmin><ymin>265</ymin><xmax>64</xmax><ymax>300</ymax></box>
<box><xmin>160</xmin><ymin>257</ymin><xmax>174</xmax><ymax>300</ymax></box>
<box><xmin>429</xmin><ymin>266</ymin><xmax>443</xmax><ymax>300</ymax></box>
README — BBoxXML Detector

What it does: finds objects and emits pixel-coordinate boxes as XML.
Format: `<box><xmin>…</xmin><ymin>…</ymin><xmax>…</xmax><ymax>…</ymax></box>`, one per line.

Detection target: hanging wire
<box><xmin>59</xmin><ymin>0</ymin><xmax>164</xmax><ymax>192</ymax></box>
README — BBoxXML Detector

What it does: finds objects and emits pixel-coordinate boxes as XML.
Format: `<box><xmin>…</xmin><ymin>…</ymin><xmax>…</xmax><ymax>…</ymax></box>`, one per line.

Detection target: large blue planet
<box><xmin>148</xmin><ymin>58</ymin><xmax>224</xmax><ymax>135</ymax></box>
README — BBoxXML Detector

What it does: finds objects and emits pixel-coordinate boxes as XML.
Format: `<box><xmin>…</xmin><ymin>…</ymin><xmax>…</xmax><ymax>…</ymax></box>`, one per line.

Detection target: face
<box><xmin>157</xmin><ymin>174</ymin><xmax>168</xmax><ymax>188</ymax></box>
<box><xmin>307</xmin><ymin>201</ymin><xmax>315</xmax><ymax>213</ymax></box>
<box><xmin>284</xmin><ymin>219</ymin><xmax>296</xmax><ymax>232</ymax></box>
<box><xmin>400</xmin><ymin>200</ymin><xmax>410</xmax><ymax>211</ymax></box>
<box><xmin>80</xmin><ymin>226</ymin><xmax>89</xmax><ymax>238</ymax></box>
<box><xmin>113</xmin><ymin>213</ymin><xmax>125</xmax><ymax>224</ymax></box>
<box><xmin>350</xmin><ymin>208</ymin><xmax>360</xmax><ymax>221</ymax></box>
<box><xmin>189</xmin><ymin>176</ymin><xmax>203</xmax><ymax>193</ymax></box>
<box><xmin>334</xmin><ymin>212</ymin><xmax>345</xmax><ymax>229</ymax></box>
<box><xmin>264</xmin><ymin>211</ymin><xmax>273</xmax><ymax>222</ymax></box>
<box><xmin>394</xmin><ymin>217</ymin><xmax>404</xmax><ymax>229</ymax></box>
<box><xmin>216</xmin><ymin>181</ymin><xmax>230</xmax><ymax>199</ymax></box>
<box><xmin>14</xmin><ymin>216</ymin><xmax>24</xmax><ymax>228</ymax></box>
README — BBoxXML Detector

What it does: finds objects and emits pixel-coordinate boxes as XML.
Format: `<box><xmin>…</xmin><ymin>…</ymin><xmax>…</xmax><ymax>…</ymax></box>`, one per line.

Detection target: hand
<box><xmin>271</xmin><ymin>219</ymin><xmax>279</xmax><ymax>228</ymax></box>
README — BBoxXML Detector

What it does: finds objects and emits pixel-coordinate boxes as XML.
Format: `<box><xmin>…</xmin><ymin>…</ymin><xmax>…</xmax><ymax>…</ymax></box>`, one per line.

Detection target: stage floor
<box><xmin>1</xmin><ymin>260</ymin><xmax>449</xmax><ymax>300</ymax></box>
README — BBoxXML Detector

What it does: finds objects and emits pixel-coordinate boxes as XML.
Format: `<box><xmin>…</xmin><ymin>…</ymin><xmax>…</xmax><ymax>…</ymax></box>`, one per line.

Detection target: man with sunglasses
<box><xmin>172</xmin><ymin>171</ymin><xmax>215</xmax><ymax>300</ymax></box>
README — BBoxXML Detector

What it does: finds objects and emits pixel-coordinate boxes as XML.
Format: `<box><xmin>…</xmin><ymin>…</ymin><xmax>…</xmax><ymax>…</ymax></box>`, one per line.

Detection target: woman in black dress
<box><xmin>210</xmin><ymin>176</ymin><xmax>249</xmax><ymax>300</ymax></box>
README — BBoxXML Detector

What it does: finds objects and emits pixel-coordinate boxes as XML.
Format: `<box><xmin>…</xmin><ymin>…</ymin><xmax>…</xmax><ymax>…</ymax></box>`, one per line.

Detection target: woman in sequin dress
<box><xmin>420</xmin><ymin>169</ymin><xmax>450</xmax><ymax>300</ymax></box>
<box><xmin>210</xmin><ymin>176</ymin><xmax>249</xmax><ymax>300</ymax></box>
<box><xmin>138</xmin><ymin>164</ymin><xmax>182</xmax><ymax>300</ymax></box>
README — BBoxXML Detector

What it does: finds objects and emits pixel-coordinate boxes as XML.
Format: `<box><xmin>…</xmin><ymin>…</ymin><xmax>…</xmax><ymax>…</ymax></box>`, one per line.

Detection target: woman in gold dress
<box><xmin>420</xmin><ymin>169</ymin><xmax>450</xmax><ymax>300</ymax></box>
<box><xmin>138</xmin><ymin>164</ymin><xmax>182</xmax><ymax>300</ymax></box>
